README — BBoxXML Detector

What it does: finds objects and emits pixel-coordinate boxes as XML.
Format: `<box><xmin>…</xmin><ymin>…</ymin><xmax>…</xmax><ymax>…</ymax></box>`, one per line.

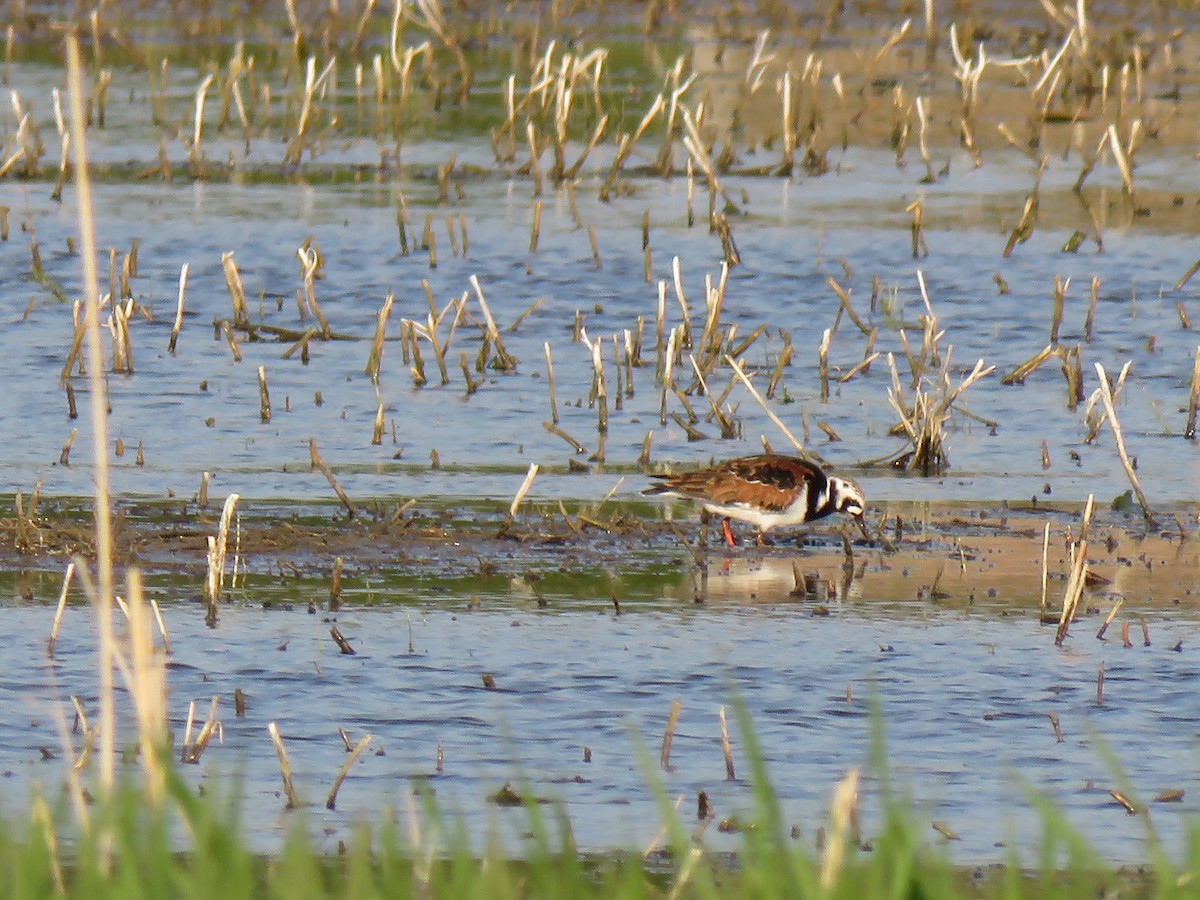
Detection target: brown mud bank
<box><xmin>1</xmin><ymin>496</ymin><xmax>1197</xmax><ymax>612</ymax></box>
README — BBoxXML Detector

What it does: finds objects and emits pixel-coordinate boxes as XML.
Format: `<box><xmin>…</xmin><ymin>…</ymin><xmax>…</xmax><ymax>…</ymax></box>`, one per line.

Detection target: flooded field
<box><xmin>1</xmin><ymin>0</ymin><xmax>1199</xmax><ymax>867</ymax></box>
<box><xmin>6</xmin><ymin>522</ymin><xmax>1200</xmax><ymax>862</ymax></box>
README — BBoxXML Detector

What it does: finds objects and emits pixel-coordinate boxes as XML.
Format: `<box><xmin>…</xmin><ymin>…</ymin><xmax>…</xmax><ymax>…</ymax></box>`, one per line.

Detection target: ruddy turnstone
<box><xmin>643</xmin><ymin>454</ymin><xmax>866</xmax><ymax>547</ymax></box>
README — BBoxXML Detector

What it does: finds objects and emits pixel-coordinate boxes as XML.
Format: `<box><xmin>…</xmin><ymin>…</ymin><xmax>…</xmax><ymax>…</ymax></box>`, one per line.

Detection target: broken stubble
<box><xmin>221</xmin><ymin>252</ymin><xmax>249</xmax><ymax>327</ymax></box>
<box><xmin>364</xmin><ymin>291</ymin><xmax>395</xmax><ymax>382</ymax></box>
<box><xmin>326</xmin><ymin>733</ymin><xmax>373</xmax><ymax>810</ymax></box>
<box><xmin>257</xmin><ymin>365</ymin><xmax>271</xmax><ymax>423</ymax></box>
<box><xmin>660</xmin><ymin>699</ymin><xmax>681</xmax><ymax>770</ymax></box>
<box><xmin>718</xmin><ymin>705</ymin><xmax>735</xmax><ymax>780</ymax></box>
<box><xmin>181</xmin><ymin>696</ymin><xmax>221</xmax><ymax>764</ymax></box>
<box><xmin>267</xmin><ymin>721</ymin><xmax>299</xmax><ymax>809</ymax></box>
<box><xmin>309</xmin><ymin>438</ymin><xmax>355</xmax><ymax>517</ymax></box>
<box><xmin>167</xmin><ymin>263</ymin><xmax>188</xmax><ymax>353</ymax></box>
<box><xmin>47</xmin><ymin>561</ymin><xmax>75</xmax><ymax>657</ymax></box>
<box><xmin>1097</xmin><ymin>595</ymin><xmax>1124</xmax><ymax>641</ymax></box>
<box><xmin>498</xmin><ymin>462</ymin><xmax>539</xmax><ymax>537</ymax></box>
<box><xmin>59</xmin><ymin>428</ymin><xmax>77</xmax><ymax>466</ymax></box>
<box><xmin>469</xmin><ymin>274</ymin><xmax>516</xmax><ymax>371</ymax></box>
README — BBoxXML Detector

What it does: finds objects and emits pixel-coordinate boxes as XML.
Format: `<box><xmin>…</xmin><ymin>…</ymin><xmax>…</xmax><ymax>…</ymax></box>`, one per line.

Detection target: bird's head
<box><xmin>829</xmin><ymin>477</ymin><xmax>866</xmax><ymax>519</ymax></box>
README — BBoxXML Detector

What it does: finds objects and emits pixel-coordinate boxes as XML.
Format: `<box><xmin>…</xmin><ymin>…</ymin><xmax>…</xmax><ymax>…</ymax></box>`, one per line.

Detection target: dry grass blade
<box><xmin>820</xmin><ymin>767</ymin><xmax>861</xmax><ymax>890</ymax></box>
<box><xmin>66</xmin><ymin>36</ymin><xmax>117</xmax><ymax>792</ymax></box>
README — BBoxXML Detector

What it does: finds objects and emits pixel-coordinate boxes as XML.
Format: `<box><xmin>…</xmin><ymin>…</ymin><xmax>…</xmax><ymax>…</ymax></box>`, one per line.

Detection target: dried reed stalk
<box><xmin>599</xmin><ymin>93</ymin><xmax>664</xmax><ymax>200</ymax></box>
<box><xmin>1185</xmin><ymin>347</ymin><xmax>1200</xmax><ymax>440</ymax></box>
<box><xmin>1039</xmin><ymin>523</ymin><xmax>1050</xmax><ymax>614</ymax></box>
<box><xmin>498</xmin><ymin>463</ymin><xmax>539</xmax><ymax>537</ymax></box>
<box><xmin>818</xmin><ymin>329</ymin><xmax>831</xmax><ymax>403</ymax></box>
<box><xmin>221</xmin><ymin>252</ymin><xmax>249</xmax><ymax>326</ymax></box>
<box><xmin>718</xmin><ymin>705</ymin><xmax>735</xmax><ymax>780</ymax></box>
<box><xmin>588</xmin><ymin>335</ymin><xmax>608</xmax><ymax>434</ymax></box>
<box><xmin>887</xmin><ymin>350</ymin><xmax>993</xmax><ymax>475</ymax></box>
<box><xmin>220</xmin><ymin>321</ymin><xmax>242</xmax><ymax>362</ymax></box>
<box><xmin>689</xmin><ymin>356</ymin><xmax>736</xmax><ymax>438</ymax></box>
<box><xmin>469</xmin><ymin>275</ymin><xmax>516</xmax><ymax>370</ymax></box>
<box><xmin>1055</xmin><ymin>494</ymin><xmax>1094</xmax><ymax>645</ymax></box>
<box><xmin>1175</xmin><ymin>259</ymin><xmax>1200</xmax><ymax>292</ymax></box>
<box><xmin>205</xmin><ymin>493</ymin><xmax>241</xmax><ymax>602</ymax></box>
<box><xmin>1001</xmin><ymin>344</ymin><xmax>1058</xmax><ymax>385</ymax></box>
<box><xmin>544</xmin><ymin>341</ymin><xmax>559</xmax><ymax>424</ymax></box>
<box><xmin>59</xmin><ymin>429</ymin><xmax>77</xmax><ymax>466</ymax></box>
<box><xmin>330</xmin><ymin>624</ymin><xmax>356</xmax><ymax>655</ymax></box>
<box><xmin>188</xmin><ymin>73</ymin><xmax>215</xmax><ymax>176</ymax></box>
<box><xmin>1094</xmin><ymin>363</ymin><xmax>1153</xmax><ymax>523</ymax></box>
<box><xmin>182</xmin><ymin>696</ymin><xmax>221</xmax><ymax>764</ymax></box>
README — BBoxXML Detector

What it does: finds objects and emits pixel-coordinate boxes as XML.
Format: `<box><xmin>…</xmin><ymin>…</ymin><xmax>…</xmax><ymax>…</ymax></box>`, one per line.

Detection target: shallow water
<box><xmin>1</xmin><ymin>55</ymin><xmax>1199</xmax><ymax>509</ymax></box>
<box><xmin>7</xmin><ymin>569</ymin><xmax>1199</xmax><ymax>863</ymax></box>
<box><xmin>4</xmin><ymin>166</ymin><xmax>1200</xmax><ymax>511</ymax></box>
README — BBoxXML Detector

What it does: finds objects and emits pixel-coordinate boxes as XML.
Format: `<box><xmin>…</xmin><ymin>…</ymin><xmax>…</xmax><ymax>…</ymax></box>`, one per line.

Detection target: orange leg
<box><xmin>721</xmin><ymin>517</ymin><xmax>736</xmax><ymax>548</ymax></box>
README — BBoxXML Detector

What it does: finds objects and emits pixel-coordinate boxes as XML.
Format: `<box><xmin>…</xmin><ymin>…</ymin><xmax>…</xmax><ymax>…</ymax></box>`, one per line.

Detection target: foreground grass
<box><xmin>1</xmin><ymin>722</ymin><xmax>1192</xmax><ymax>900</ymax></box>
